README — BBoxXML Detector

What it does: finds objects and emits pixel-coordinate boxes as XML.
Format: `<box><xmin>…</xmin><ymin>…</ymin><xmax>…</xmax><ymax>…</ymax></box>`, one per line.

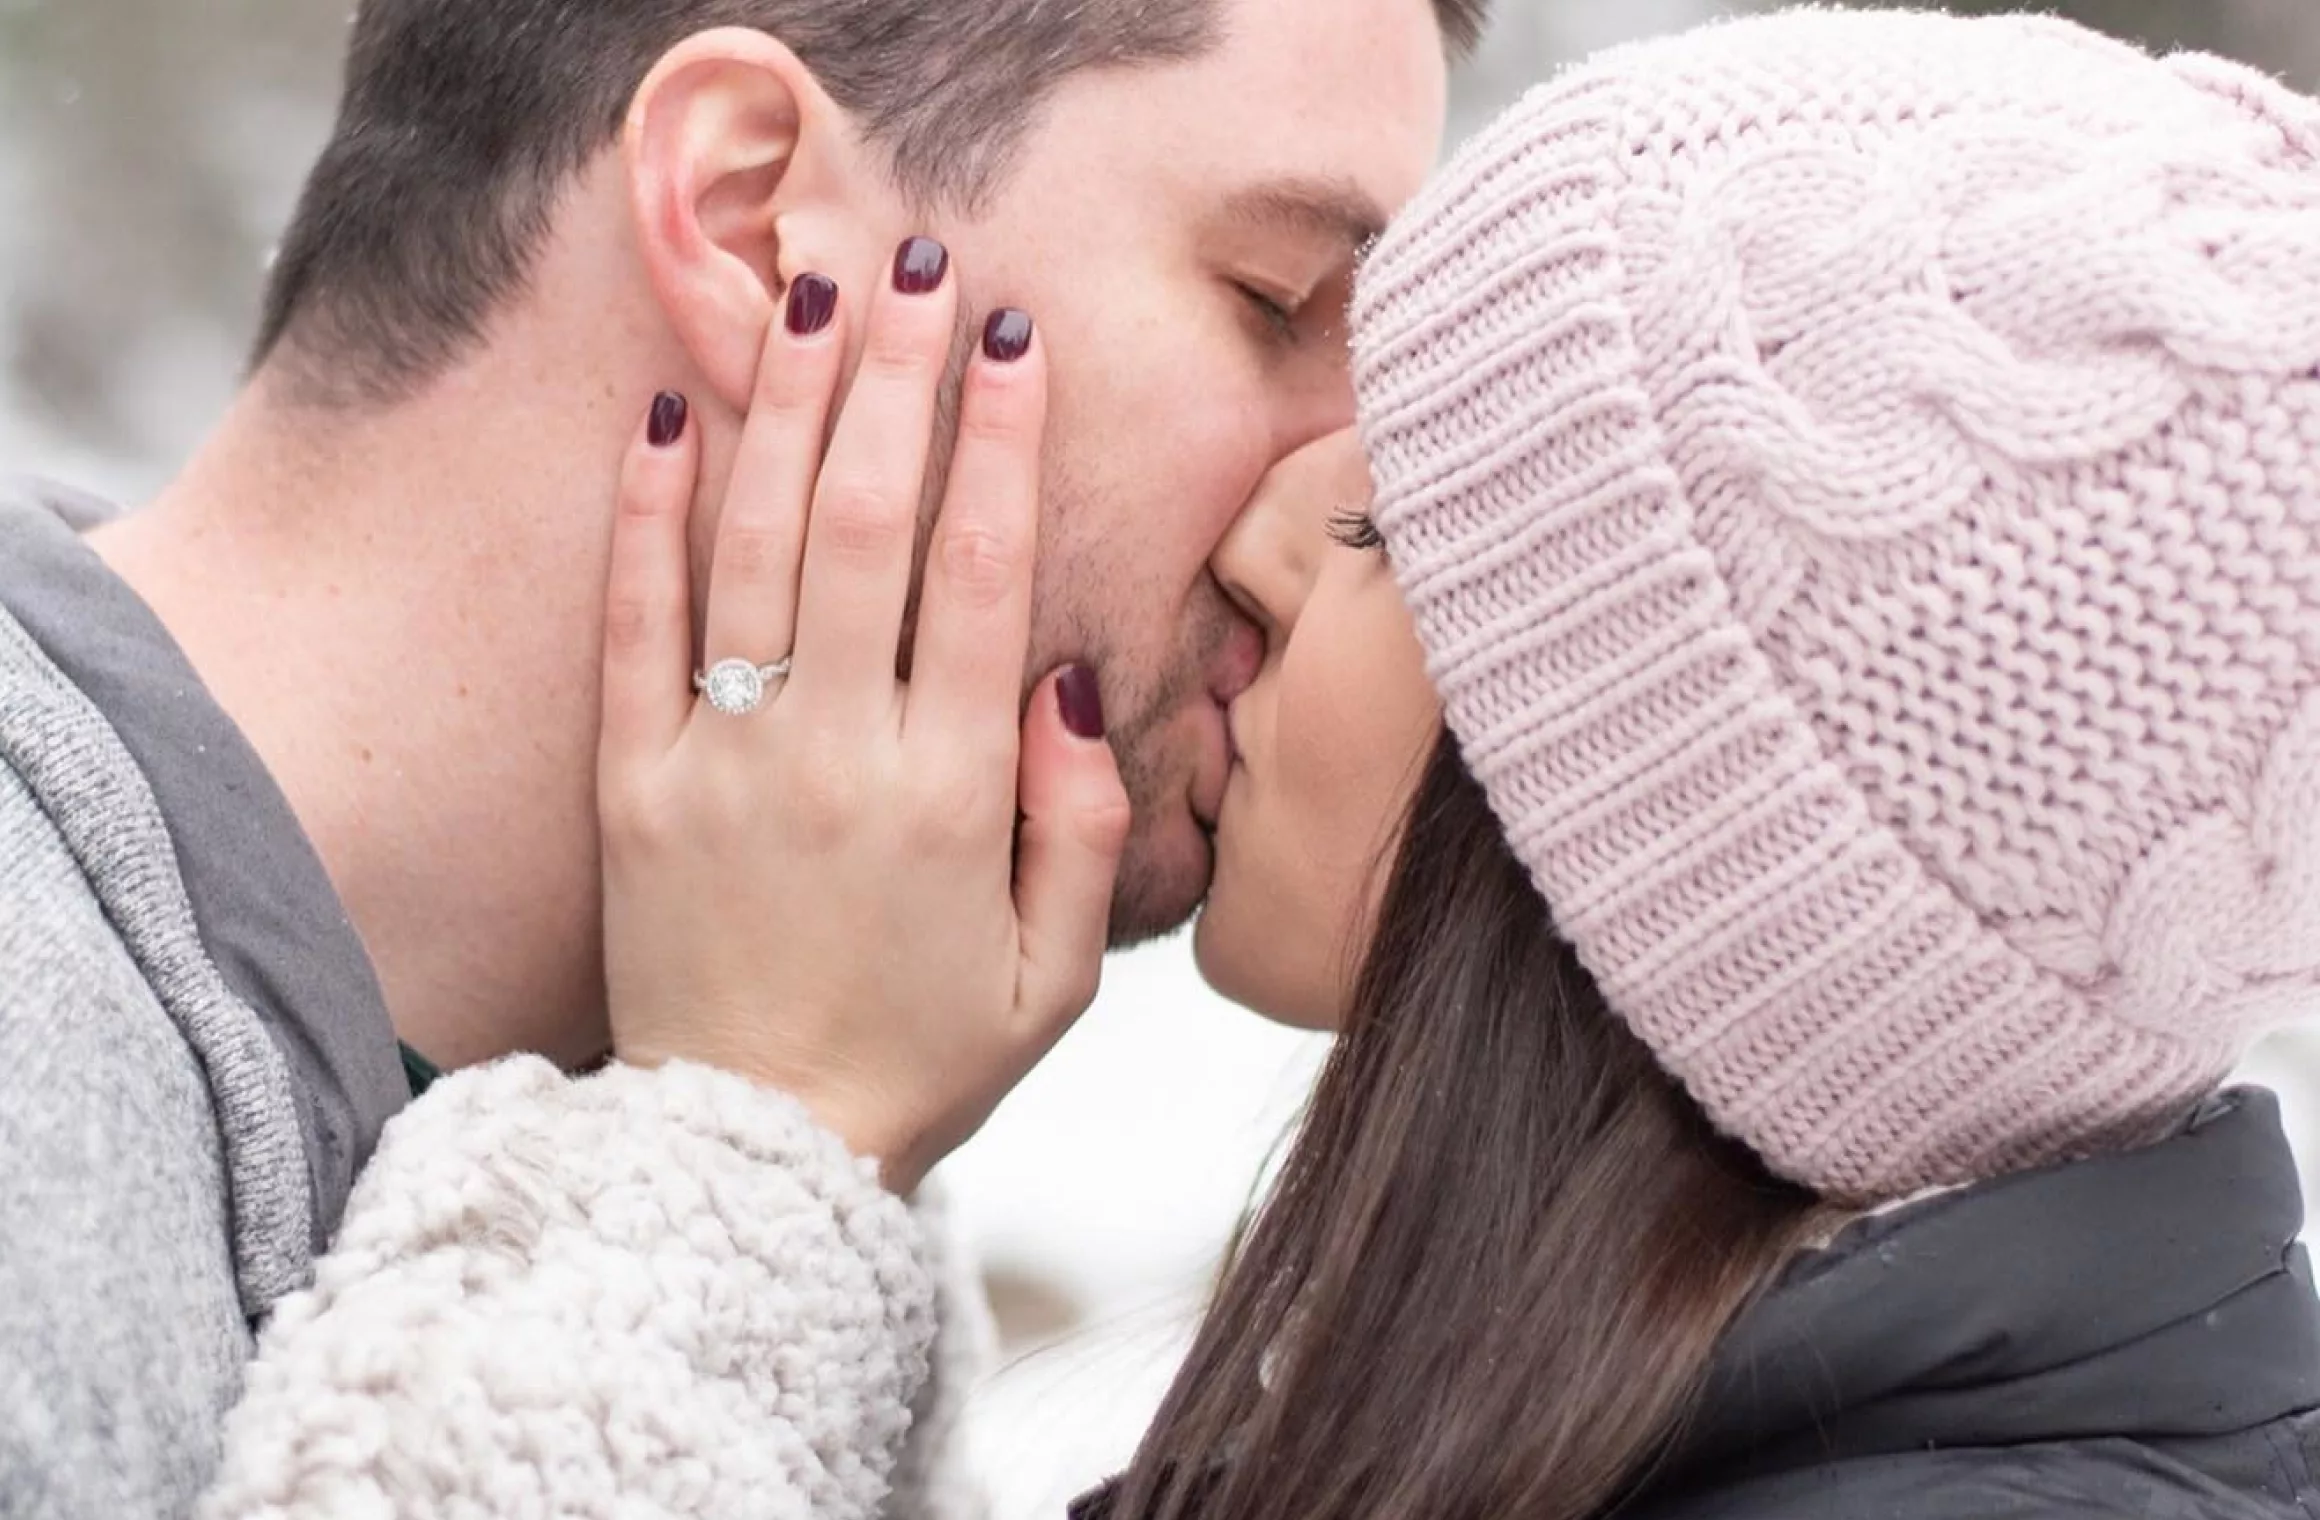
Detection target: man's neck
<box><xmin>89</xmin><ymin>361</ymin><xmax>639</xmax><ymax>1071</ymax></box>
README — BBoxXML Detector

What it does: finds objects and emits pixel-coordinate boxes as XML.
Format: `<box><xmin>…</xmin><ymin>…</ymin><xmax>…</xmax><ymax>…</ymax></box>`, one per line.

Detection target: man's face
<box><xmin>934</xmin><ymin>0</ymin><xmax>1448</xmax><ymax>944</ymax></box>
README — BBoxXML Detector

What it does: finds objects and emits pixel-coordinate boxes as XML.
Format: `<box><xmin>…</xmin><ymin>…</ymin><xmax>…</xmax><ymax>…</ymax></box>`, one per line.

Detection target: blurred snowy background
<box><xmin>3</xmin><ymin>1</ymin><xmax>2315</xmax><ymax>1514</ymax></box>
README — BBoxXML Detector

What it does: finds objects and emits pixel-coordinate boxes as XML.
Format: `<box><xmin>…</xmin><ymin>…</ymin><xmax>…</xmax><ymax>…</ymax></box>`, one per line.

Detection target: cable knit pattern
<box><xmin>1354</xmin><ymin>8</ymin><xmax>2320</xmax><ymax>1201</ymax></box>
<box><xmin>200</xmin><ymin>1057</ymin><xmax>938</xmax><ymax>1518</ymax></box>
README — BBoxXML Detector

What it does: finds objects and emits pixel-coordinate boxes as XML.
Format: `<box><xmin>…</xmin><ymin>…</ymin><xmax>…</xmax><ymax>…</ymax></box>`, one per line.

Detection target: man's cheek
<box><xmin>1131</xmin><ymin>349</ymin><xmax>1276</xmax><ymax>501</ymax></box>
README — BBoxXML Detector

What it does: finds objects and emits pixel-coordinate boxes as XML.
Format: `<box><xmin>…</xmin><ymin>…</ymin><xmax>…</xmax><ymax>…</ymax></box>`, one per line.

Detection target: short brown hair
<box><xmin>255</xmin><ymin>0</ymin><xmax>1489</xmax><ymax>405</ymax></box>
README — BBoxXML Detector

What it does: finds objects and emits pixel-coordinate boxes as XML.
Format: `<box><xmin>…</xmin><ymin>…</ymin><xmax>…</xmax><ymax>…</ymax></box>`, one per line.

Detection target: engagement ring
<box><xmin>693</xmin><ymin>657</ymin><xmax>793</xmax><ymax>716</ymax></box>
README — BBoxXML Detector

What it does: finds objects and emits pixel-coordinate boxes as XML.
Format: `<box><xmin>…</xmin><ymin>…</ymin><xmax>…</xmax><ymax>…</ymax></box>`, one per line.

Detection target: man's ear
<box><xmin>622</xmin><ymin>28</ymin><xmax>858</xmax><ymax>409</ymax></box>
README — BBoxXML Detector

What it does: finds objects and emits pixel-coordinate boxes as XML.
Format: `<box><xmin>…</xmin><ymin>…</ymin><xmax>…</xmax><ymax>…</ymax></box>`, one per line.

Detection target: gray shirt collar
<box><xmin>0</xmin><ymin>476</ymin><xmax>407</xmax><ymax>1246</ymax></box>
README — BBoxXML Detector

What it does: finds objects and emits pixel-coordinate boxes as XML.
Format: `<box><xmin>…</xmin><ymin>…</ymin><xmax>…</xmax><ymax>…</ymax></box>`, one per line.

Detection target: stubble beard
<box><xmin>1042</xmin><ymin>561</ymin><xmax>1242</xmax><ymax>952</ymax></box>
<box><xmin>1103</xmin><ymin>667</ymin><xmax>1218</xmax><ymax>949</ymax></box>
<box><xmin>916</xmin><ymin>334</ymin><xmax>1232</xmax><ymax>949</ymax></box>
<box><xmin>907</xmin><ymin>493</ymin><xmax>1231</xmax><ymax>946</ymax></box>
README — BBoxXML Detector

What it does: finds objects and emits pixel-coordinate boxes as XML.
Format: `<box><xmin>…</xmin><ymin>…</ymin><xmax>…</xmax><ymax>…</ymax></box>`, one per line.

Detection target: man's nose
<box><xmin>1271</xmin><ymin>362</ymin><xmax>1358</xmax><ymax>465</ymax></box>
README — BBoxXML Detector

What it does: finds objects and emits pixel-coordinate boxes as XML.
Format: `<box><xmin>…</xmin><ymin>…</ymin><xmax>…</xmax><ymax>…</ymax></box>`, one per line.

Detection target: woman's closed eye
<box><xmin>1328</xmin><ymin>507</ymin><xmax>1385</xmax><ymax>552</ymax></box>
<box><xmin>1235</xmin><ymin>281</ymin><xmax>1306</xmax><ymax>347</ymax></box>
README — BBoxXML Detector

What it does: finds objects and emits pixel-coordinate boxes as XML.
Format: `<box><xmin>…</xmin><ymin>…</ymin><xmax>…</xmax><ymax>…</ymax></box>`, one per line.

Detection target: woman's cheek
<box><xmin>1281</xmin><ymin>621</ymin><xmax>1436</xmax><ymax>835</ymax></box>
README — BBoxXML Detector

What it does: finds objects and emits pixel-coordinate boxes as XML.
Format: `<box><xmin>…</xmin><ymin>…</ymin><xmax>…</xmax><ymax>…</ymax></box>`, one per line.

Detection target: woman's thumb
<box><xmin>1014</xmin><ymin>665</ymin><xmax>1131</xmax><ymax>1027</ymax></box>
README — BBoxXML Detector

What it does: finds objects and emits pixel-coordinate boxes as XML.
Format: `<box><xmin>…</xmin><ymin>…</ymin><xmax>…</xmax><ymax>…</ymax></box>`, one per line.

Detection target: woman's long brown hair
<box><xmin>1107</xmin><ymin>734</ymin><xmax>1826</xmax><ymax>1520</ymax></box>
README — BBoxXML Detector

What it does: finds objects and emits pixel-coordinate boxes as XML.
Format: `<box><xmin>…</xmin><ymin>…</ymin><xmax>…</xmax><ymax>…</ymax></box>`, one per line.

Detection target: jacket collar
<box><xmin>1662</xmin><ymin>1087</ymin><xmax>2320</xmax><ymax>1485</ymax></box>
<box><xmin>0</xmin><ymin>478</ymin><xmax>408</xmax><ymax>1249</ymax></box>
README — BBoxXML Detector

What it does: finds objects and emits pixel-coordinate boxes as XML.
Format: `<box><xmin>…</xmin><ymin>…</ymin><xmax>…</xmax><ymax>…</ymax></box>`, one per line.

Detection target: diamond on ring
<box><xmin>694</xmin><ymin>657</ymin><xmax>793</xmax><ymax>716</ymax></box>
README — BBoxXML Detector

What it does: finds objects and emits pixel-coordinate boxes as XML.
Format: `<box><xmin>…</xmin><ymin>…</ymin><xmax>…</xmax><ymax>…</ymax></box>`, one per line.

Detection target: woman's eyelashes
<box><xmin>1235</xmin><ymin>281</ymin><xmax>1304</xmax><ymax>346</ymax></box>
<box><xmin>1328</xmin><ymin>508</ymin><xmax>1385</xmax><ymax>552</ymax></box>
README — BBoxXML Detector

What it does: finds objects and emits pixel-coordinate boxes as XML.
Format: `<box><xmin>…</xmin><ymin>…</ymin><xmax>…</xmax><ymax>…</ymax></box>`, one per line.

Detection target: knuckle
<box><xmin>858</xmin><ymin>326</ymin><xmax>940</xmax><ymax>385</ymax></box>
<box><xmin>756</xmin><ymin>340</ymin><xmax>831</xmax><ymax>410</ymax></box>
<box><xmin>935</xmin><ymin>520</ymin><xmax>1024</xmax><ymax>607</ymax></box>
<box><xmin>958</xmin><ymin>382</ymin><xmax>1040</xmax><ymax>454</ymax></box>
<box><xmin>912</xmin><ymin>804</ymin><xmax>980</xmax><ymax>857</ymax></box>
<box><xmin>815</xmin><ymin>480</ymin><xmax>909</xmax><ymax>564</ymax></box>
<box><xmin>1030</xmin><ymin>957</ymin><xmax>1103</xmax><ymax>1024</ymax></box>
<box><xmin>1060</xmin><ymin>962</ymin><xmax>1103</xmax><ymax>1017</ymax></box>
<box><xmin>1079</xmin><ymin>791</ymin><xmax>1135</xmax><ymax>856</ymax></box>
<box><xmin>617</xmin><ymin>482</ymin><xmax>671</xmax><ymax>522</ymax></box>
<box><xmin>599</xmin><ymin>778</ymin><xmax>671</xmax><ymax>856</ymax></box>
<box><xmin>717</xmin><ymin>519</ymin><xmax>792</xmax><ymax>584</ymax></box>
<box><xmin>601</xmin><ymin>592</ymin><xmax>658</xmax><ymax>656</ymax></box>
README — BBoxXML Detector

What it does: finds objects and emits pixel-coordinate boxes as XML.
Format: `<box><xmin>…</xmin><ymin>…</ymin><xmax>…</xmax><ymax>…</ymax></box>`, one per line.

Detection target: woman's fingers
<box><xmin>599</xmin><ymin>391</ymin><xmax>700</xmax><ymax>787</ymax></box>
<box><xmin>599</xmin><ymin>238</ymin><xmax>1094</xmax><ymax>1191</ymax></box>
<box><xmin>700</xmin><ymin>274</ymin><xmax>848</xmax><ymax>682</ymax></box>
<box><xmin>788</xmin><ymin>237</ymin><xmax>959</xmax><ymax>714</ymax></box>
<box><xmin>1013</xmin><ymin>666</ymin><xmax>1131</xmax><ymax>1034</ymax></box>
<box><xmin>905</xmin><ymin>310</ymin><xmax>1047</xmax><ymax>765</ymax></box>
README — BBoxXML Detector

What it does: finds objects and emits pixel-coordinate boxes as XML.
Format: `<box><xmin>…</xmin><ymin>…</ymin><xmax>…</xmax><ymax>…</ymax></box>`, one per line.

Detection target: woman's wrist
<box><xmin>609</xmin><ymin>1044</ymin><xmax>926</xmax><ymax>1194</ymax></box>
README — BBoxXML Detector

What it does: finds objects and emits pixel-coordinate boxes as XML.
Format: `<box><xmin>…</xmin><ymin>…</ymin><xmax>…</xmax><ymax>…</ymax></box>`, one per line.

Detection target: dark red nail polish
<box><xmin>1057</xmin><ymin>665</ymin><xmax>1107</xmax><ymax>741</ymax></box>
<box><xmin>982</xmin><ymin>308</ymin><xmax>1034</xmax><ymax>364</ymax></box>
<box><xmin>893</xmin><ymin>236</ymin><xmax>949</xmax><ymax>295</ymax></box>
<box><xmin>786</xmin><ymin>273</ymin><xmax>838</xmax><ymax>337</ymax></box>
<box><xmin>647</xmin><ymin>392</ymin><xmax>688</xmax><ymax>448</ymax></box>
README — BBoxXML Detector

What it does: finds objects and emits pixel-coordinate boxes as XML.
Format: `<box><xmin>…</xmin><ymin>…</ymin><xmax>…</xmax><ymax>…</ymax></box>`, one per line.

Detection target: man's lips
<box><xmin>1193</xmin><ymin>621</ymin><xmax>1264</xmax><ymax>831</ymax></box>
<box><xmin>1209</xmin><ymin>620</ymin><xmax>1264</xmax><ymax>710</ymax></box>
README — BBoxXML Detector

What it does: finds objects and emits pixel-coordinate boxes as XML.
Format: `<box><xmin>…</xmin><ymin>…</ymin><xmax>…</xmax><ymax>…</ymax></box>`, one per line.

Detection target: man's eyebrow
<box><xmin>1221</xmin><ymin>178</ymin><xmax>1390</xmax><ymax>259</ymax></box>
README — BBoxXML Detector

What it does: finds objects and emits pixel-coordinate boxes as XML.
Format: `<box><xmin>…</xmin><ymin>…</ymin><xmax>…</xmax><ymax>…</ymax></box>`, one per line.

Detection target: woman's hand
<box><xmin>595</xmin><ymin>247</ymin><xmax>1131</xmax><ymax>1195</ymax></box>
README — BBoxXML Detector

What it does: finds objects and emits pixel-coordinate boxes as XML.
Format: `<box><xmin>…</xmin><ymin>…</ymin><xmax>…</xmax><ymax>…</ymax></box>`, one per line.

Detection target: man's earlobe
<box><xmin>623</xmin><ymin>28</ymin><xmax>843</xmax><ymax>409</ymax></box>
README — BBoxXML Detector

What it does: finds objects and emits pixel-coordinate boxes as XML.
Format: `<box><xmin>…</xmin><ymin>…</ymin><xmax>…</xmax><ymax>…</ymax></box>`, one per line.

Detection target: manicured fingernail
<box><xmin>647</xmin><ymin>392</ymin><xmax>688</xmax><ymax>448</ymax></box>
<box><xmin>1057</xmin><ymin>665</ymin><xmax>1107</xmax><ymax>741</ymax></box>
<box><xmin>786</xmin><ymin>273</ymin><xmax>838</xmax><ymax>337</ymax></box>
<box><xmin>982</xmin><ymin>308</ymin><xmax>1034</xmax><ymax>364</ymax></box>
<box><xmin>893</xmin><ymin>236</ymin><xmax>949</xmax><ymax>295</ymax></box>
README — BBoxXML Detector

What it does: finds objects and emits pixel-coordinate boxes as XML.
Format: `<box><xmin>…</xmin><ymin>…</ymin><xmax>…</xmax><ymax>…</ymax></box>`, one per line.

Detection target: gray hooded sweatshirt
<box><xmin>0</xmin><ymin>478</ymin><xmax>988</xmax><ymax>1518</ymax></box>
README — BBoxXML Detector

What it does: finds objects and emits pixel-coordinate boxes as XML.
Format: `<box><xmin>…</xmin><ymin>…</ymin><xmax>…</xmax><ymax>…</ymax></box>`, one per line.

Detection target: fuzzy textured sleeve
<box><xmin>199</xmin><ymin>1056</ymin><xmax>938</xmax><ymax>1519</ymax></box>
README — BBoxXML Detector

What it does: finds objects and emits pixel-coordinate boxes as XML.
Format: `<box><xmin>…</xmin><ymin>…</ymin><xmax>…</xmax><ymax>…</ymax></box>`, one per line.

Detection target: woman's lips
<box><xmin>1191</xmin><ymin>700</ymin><xmax>1235</xmax><ymax>833</ymax></box>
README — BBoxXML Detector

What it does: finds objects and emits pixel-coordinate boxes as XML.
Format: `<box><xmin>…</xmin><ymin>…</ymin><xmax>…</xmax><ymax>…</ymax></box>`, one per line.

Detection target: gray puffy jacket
<box><xmin>1631</xmin><ymin>1087</ymin><xmax>2319</xmax><ymax>1520</ymax></box>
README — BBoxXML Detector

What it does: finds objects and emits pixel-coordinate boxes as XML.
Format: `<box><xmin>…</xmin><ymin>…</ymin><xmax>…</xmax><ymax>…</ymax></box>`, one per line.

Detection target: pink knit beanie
<box><xmin>1353</xmin><ymin>8</ymin><xmax>2320</xmax><ymax>1203</ymax></box>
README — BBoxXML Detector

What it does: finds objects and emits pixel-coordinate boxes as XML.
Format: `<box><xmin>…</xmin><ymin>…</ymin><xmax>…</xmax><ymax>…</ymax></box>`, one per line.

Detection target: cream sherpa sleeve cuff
<box><xmin>198</xmin><ymin>1056</ymin><xmax>941</xmax><ymax>1520</ymax></box>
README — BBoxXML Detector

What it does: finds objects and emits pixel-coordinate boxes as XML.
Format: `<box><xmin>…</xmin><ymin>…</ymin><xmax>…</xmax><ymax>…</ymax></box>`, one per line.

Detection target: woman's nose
<box><xmin>1212</xmin><ymin>488</ymin><xmax>1311</xmax><ymax>640</ymax></box>
<box><xmin>1210</xmin><ymin>431</ymin><xmax>1368</xmax><ymax>640</ymax></box>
